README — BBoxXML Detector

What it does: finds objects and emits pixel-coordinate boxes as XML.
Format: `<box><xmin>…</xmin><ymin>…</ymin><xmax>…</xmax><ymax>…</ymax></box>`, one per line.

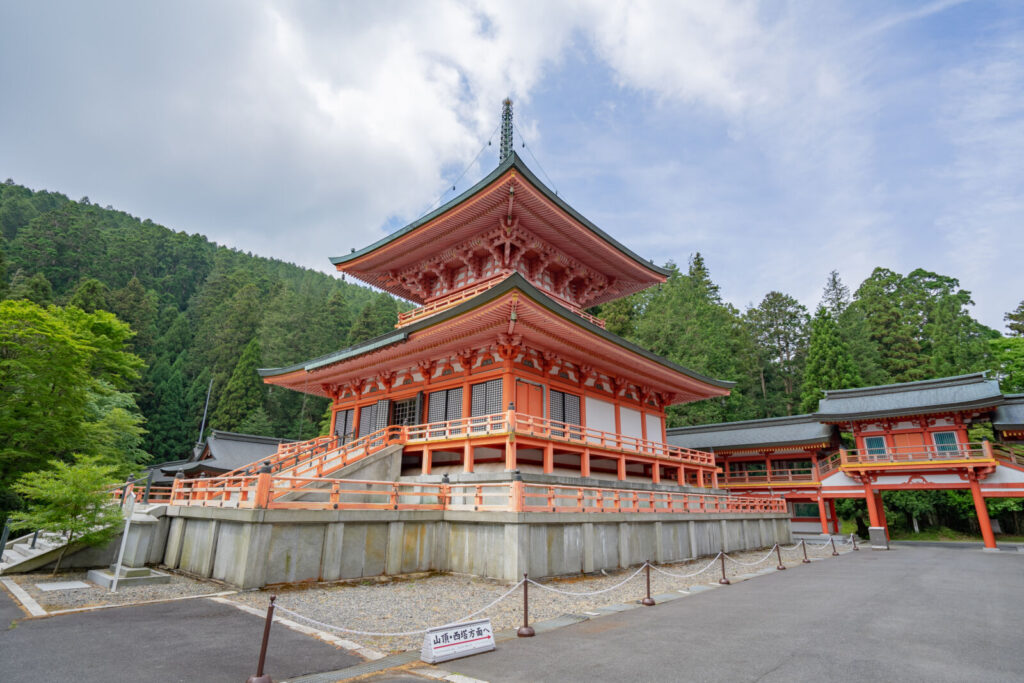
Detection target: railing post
<box><xmin>511</xmin><ymin>469</ymin><xmax>524</xmax><ymax>512</ymax></box>
<box><xmin>839</xmin><ymin>447</ymin><xmax>849</xmax><ymax>466</ymax></box>
<box><xmin>776</xmin><ymin>543</ymin><xmax>786</xmax><ymax>571</ymax></box>
<box><xmin>642</xmin><ymin>561</ymin><xmax>656</xmax><ymax>606</ymax></box>
<box><xmin>143</xmin><ymin>470</ymin><xmax>154</xmax><ymax>504</ymax></box>
<box><xmin>719</xmin><ymin>548</ymin><xmax>730</xmax><ymax>585</ymax></box>
<box><xmin>831</xmin><ymin>537</ymin><xmax>839</xmax><ymax>556</ymax></box>
<box><xmin>802</xmin><ymin>539</ymin><xmax>810</xmax><ymax>563</ymax></box>
<box><xmin>246</xmin><ymin>595</ymin><xmax>276</xmax><ymax>683</ymax></box>
<box><xmin>254</xmin><ymin>463</ymin><xmax>273</xmax><ymax>509</ymax></box>
<box><xmin>172</xmin><ymin>471</ymin><xmax>184</xmax><ymax>504</ymax></box>
<box><xmin>982</xmin><ymin>438</ymin><xmax>994</xmax><ymax>460</ymax></box>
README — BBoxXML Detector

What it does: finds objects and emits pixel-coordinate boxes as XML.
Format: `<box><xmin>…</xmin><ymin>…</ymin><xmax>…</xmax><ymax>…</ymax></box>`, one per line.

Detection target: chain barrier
<box><xmin>526</xmin><ymin>564</ymin><xmax>648</xmax><ymax>596</ymax></box>
<box><xmin>274</xmin><ymin>579</ymin><xmax>525</xmax><ymax>637</ymax></box>
<box><xmin>649</xmin><ymin>553</ymin><xmax>723</xmax><ymax>579</ymax></box>
<box><xmin>721</xmin><ymin>545</ymin><xmax>780</xmax><ymax>567</ymax></box>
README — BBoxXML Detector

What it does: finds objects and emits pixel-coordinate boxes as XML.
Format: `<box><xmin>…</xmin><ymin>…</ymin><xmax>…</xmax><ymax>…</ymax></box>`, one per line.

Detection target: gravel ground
<box><xmin>7</xmin><ymin>570</ymin><xmax>227</xmax><ymax>612</ymax></box>
<box><xmin>230</xmin><ymin>541</ymin><xmax>851</xmax><ymax>655</ymax></box>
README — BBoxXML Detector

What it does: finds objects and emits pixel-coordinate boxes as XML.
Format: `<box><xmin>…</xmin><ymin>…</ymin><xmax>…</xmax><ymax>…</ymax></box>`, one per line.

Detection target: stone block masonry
<box><xmin>160</xmin><ymin>506</ymin><xmax>791</xmax><ymax>589</ymax></box>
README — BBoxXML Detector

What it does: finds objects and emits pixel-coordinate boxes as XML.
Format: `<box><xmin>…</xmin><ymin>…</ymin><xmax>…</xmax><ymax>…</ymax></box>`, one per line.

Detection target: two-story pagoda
<box><xmin>259</xmin><ymin>103</ymin><xmax>733</xmax><ymax>489</ymax></box>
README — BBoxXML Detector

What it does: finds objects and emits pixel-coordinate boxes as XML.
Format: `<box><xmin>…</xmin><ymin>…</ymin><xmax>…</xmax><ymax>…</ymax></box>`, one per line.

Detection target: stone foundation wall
<box><xmin>160</xmin><ymin>506</ymin><xmax>791</xmax><ymax>589</ymax></box>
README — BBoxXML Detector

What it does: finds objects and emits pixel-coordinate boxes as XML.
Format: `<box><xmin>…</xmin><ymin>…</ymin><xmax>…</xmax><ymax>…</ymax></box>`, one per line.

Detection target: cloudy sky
<box><xmin>2</xmin><ymin>1</ymin><xmax>1022</xmax><ymax>331</ymax></box>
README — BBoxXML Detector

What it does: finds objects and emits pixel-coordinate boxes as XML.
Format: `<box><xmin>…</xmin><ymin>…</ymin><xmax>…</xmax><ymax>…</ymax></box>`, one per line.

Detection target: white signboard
<box><xmin>421</xmin><ymin>618</ymin><xmax>495</xmax><ymax>663</ymax></box>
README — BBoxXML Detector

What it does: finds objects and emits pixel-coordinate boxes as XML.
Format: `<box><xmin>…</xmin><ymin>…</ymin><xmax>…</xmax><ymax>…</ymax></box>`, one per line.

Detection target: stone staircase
<box><xmin>0</xmin><ymin>531</ymin><xmax>75</xmax><ymax>575</ymax></box>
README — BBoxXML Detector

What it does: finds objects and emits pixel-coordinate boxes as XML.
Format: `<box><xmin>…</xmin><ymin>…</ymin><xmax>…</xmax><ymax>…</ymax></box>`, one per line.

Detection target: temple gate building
<box><xmin>668</xmin><ymin>373</ymin><xmax>1024</xmax><ymax>548</ymax></box>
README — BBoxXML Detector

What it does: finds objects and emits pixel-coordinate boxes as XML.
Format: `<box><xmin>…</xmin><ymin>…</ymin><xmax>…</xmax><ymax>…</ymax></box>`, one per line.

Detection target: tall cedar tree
<box><xmin>634</xmin><ymin>255</ymin><xmax>760</xmax><ymax>425</ymax></box>
<box><xmin>800</xmin><ymin>306</ymin><xmax>861</xmax><ymax>413</ymax></box>
<box><xmin>851</xmin><ymin>268</ymin><xmax>926</xmax><ymax>383</ymax></box>
<box><xmin>1006</xmin><ymin>299</ymin><xmax>1024</xmax><ymax>336</ymax></box>
<box><xmin>212</xmin><ymin>338</ymin><xmax>266</xmax><ymax>431</ymax></box>
<box><xmin>745</xmin><ymin>291</ymin><xmax>809</xmax><ymax>416</ymax></box>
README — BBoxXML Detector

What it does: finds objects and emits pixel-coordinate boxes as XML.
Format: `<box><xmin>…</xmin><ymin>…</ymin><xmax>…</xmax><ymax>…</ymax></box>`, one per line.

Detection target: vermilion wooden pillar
<box><xmin>580</xmin><ymin>448</ymin><xmax>590</xmax><ymax>478</ymax></box>
<box><xmin>862</xmin><ymin>481</ymin><xmax>880</xmax><ymax>528</ymax></box>
<box><xmin>817</xmin><ymin>496</ymin><xmax>829</xmax><ymax>534</ymax></box>
<box><xmin>969</xmin><ymin>475</ymin><xmax>997</xmax><ymax>549</ymax></box>
<box><xmin>828</xmin><ymin>499</ymin><xmax>840</xmax><ymax>534</ymax></box>
<box><xmin>875</xmin><ymin>492</ymin><xmax>890</xmax><ymax>540</ymax></box>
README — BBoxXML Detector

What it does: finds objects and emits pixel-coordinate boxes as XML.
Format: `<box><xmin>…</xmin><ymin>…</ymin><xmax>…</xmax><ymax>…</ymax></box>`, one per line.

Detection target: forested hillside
<box><xmin>0</xmin><ymin>180</ymin><xmax>402</xmax><ymax>478</ymax></box>
<box><xmin>2</xmin><ymin>178</ymin><xmax>1022</xmax><ymax>523</ymax></box>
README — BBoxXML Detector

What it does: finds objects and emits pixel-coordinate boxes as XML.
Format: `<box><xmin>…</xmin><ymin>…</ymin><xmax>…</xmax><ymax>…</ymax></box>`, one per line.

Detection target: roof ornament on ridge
<box><xmin>499</xmin><ymin>97</ymin><xmax>514</xmax><ymax>163</ymax></box>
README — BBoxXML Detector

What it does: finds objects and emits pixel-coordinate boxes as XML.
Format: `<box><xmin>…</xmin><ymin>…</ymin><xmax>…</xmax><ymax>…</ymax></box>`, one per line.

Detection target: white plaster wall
<box><xmin>645</xmin><ymin>413</ymin><xmax>663</xmax><ymax>442</ymax></box>
<box><xmin>620</xmin><ymin>407</ymin><xmax>643</xmax><ymax>440</ymax></box>
<box><xmin>586</xmin><ymin>397</ymin><xmax>615</xmax><ymax>433</ymax></box>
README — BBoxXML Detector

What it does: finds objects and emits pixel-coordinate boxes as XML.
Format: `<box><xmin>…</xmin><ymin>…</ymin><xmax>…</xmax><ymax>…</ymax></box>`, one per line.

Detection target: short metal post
<box><xmin>30</xmin><ymin>530</ymin><xmax>39</xmax><ymax>550</ymax></box>
<box><xmin>851</xmin><ymin>533</ymin><xmax>859</xmax><ymax>551</ymax></box>
<box><xmin>775</xmin><ymin>544</ymin><xmax>786</xmax><ymax>571</ymax></box>
<box><xmin>831</xmin><ymin>537</ymin><xmax>839</xmax><ymax>556</ymax></box>
<box><xmin>517</xmin><ymin>574</ymin><xmax>535</xmax><ymax>637</ymax></box>
<box><xmin>247</xmin><ymin>595</ymin><xmax>276</xmax><ymax>683</ymax></box>
<box><xmin>718</xmin><ymin>550</ymin><xmax>730</xmax><ymax>585</ymax></box>
<box><xmin>801</xmin><ymin>539</ymin><xmax>810</xmax><ymax>564</ymax></box>
<box><xmin>642</xmin><ymin>562</ymin><xmax>656</xmax><ymax>606</ymax></box>
<box><xmin>143</xmin><ymin>470</ymin><xmax>154</xmax><ymax>504</ymax></box>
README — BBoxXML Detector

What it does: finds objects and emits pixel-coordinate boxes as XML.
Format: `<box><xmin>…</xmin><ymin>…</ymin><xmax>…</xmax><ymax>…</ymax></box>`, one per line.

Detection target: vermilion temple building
<box><xmin>668</xmin><ymin>374</ymin><xmax>1024</xmax><ymax>549</ymax></box>
<box><xmin>260</xmin><ymin>126</ymin><xmax>734</xmax><ymax>489</ymax></box>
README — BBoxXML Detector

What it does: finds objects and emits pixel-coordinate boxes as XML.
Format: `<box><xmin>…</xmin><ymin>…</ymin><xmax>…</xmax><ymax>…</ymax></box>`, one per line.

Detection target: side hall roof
<box><xmin>666</xmin><ymin>414</ymin><xmax>834</xmax><ymax>452</ymax></box>
<box><xmin>815</xmin><ymin>372</ymin><xmax>1004</xmax><ymax>422</ymax></box>
<box><xmin>994</xmin><ymin>394</ymin><xmax>1024</xmax><ymax>432</ymax></box>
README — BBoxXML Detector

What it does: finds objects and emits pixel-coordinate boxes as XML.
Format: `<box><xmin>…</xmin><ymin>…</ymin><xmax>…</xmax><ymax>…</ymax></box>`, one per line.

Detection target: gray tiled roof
<box><xmin>815</xmin><ymin>373</ymin><xmax>1003</xmax><ymax>421</ymax></box>
<box><xmin>158</xmin><ymin>430</ymin><xmax>297</xmax><ymax>476</ymax></box>
<box><xmin>666</xmin><ymin>415</ymin><xmax>834</xmax><ymax>452</ymax></box>
<box><xmin>994</xmin><ymin>394</ymin><xmax>1024</xmax><ymax>431</ymax></box>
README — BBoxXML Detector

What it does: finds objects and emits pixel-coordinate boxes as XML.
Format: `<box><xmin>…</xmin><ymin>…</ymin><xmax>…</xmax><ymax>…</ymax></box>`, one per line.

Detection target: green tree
<box><xmin>990</xmin><ymin>337</ymin><xmax>1024</xmax><ymax>393</ymax></box>
<box><xmin>9</xmin><ymin>455</ymin><xmax>123</xmax><ymax>573</ymax></box>
<box><xmin>212</xmin><ymin>338</ymin><xmax>266</xmax><ymax>431</ymax></box>
<box><xmin>0</xmin><ymin>300</ymin><xmax>147</xmax><ymax>512</ymax></box>
<box><xmin>1006</xmin><ymin>299</ymin><xmax>1024</xmax><ymax>337</ymax></box>
<box><xmin>852</xmin><ymin>268</ymin><xmax>926</xmax><ymax>383</ymax></box>
<box><xmin>8</xmin><ymin>269</ymin><xmax>53</xmax><ymax>305</ymax></box>
<box><xmin>347</xmin><ymin>302</ymin><xmax>382</xmax><ymax>346</ymax></box>
<box><xmin>144</xmin><ymin>357</ymin><xmax>192</xmax><ymax>462</ymax></box>
<box><xmin>236</xmin><ymin>407</ymin><xmax>276</xmax><ymax>437</ymax></box>
<box><xmin>746</xmin><ymin>291</ymin><xmax>809</xmax><ymax>415</ymax></box>
<box><xmin>820</xmin><ymin>269</ymin><xmax>850</xmax><ymax>318</ymax></box>
<box><xmin>800</xmin><ymin>306</ymin><xmax>861</xmax><ymax>413</ymax></box>
<box><xmin>67</xmin><ymin>277</ymin><xmax>110</xmax><ymax>313</ymax></box>
<box><xmin>634</xmin><ymin>255</ymin><xmax>760</xmax><ymax>425</ymax></box>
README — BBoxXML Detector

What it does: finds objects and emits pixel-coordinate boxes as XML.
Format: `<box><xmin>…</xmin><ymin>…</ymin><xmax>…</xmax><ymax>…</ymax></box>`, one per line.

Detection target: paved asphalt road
<box><xmin>443</xmin><ymin>546</ymin><xmax>1024</xmax><ymax>683</ymax></box>
<box><xmin>0</xmin><ymin>592</ymin><xmax>359</xmax><ymax>682</ymax></box>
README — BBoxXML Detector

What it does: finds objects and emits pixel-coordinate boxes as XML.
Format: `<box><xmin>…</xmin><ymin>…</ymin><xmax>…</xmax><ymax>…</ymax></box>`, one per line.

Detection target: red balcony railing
<box><xmin>167</xmin><ymin>475</ymin><xmax>787</xmax><ymax>514</ymax></box>
<box><xmin>720</xmin><ymin>468</ymin><xmax>815</xmax><ymax>485</ymax></box>
<box><xmin>841</xmin><ymin>442</ymin><xmax>993</xmax><ymax>467</ymax></box>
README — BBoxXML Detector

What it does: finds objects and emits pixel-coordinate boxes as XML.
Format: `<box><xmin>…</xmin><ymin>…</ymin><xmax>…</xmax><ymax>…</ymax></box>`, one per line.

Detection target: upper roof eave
<box><xmin>258</xmin><ymin>272</ymin><xmax>733</xmax><ymax>391</ymax></box>
<box><xmin>329</xmin><ymin>152</ymin><xmax>670</xmax><ymax>278</ymax></box>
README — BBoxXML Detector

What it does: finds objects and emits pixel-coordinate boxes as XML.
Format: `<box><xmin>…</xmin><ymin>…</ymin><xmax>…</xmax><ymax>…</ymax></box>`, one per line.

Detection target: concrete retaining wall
<box><xmin>161</xmin><ymin>506</ymin><xmax>791</xmax><ymax>588</ymax></box>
